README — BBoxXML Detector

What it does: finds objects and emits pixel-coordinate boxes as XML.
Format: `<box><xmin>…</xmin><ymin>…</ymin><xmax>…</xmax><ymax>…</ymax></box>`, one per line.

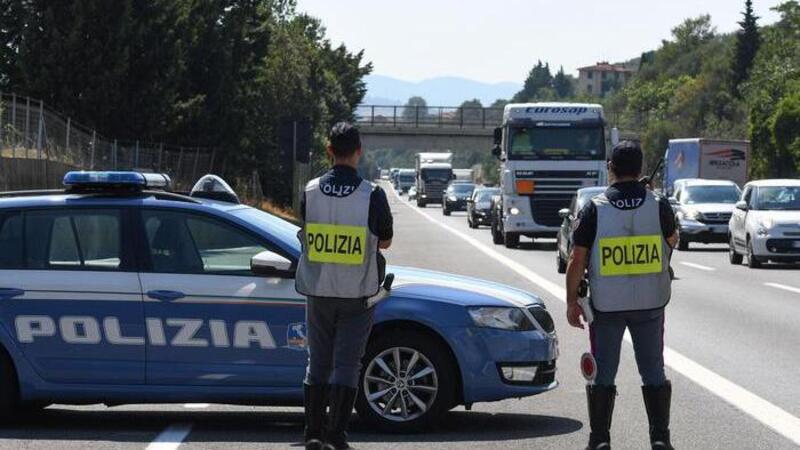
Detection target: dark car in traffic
<box><xmin>556</xmin><ymin>186</ymin><xmax>606</xmax><ymax>273</ymax></box>
<box><xmin>467</xmin><ymin>187</ymin><xmax>501</xmax><ymax>228</ymax></box>
<box><xmin>443</xmin><ymin>182</ymin><xmax>476</xmax><ymax>216</ymax></box>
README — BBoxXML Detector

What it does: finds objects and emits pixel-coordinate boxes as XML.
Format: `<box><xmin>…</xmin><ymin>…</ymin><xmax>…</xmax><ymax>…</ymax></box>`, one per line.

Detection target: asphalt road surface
<box><xmin>2</xmin><ymin>183</ymin><xmax>799</xmax><ymax>449</ymax></box>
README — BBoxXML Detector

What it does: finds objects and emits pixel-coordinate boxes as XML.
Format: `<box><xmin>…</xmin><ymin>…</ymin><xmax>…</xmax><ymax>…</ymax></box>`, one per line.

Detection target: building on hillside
<box><xmin>577</xmin><ymin>62</ymin><xmax>635</xmax><ymax>97</ymax></box>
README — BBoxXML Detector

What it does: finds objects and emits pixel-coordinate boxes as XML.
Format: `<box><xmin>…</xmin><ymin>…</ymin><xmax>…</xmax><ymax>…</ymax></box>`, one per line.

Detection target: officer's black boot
<box><xmin>642</xmin><ymin>381</ymin><xmax>674</xmax><ymax>450</ymax></box>
<box><xmin>304</xmin><ymin>383</ymin><xmax>327</xmax><ymax>450</ymax></box>
<box><xmin>586</xmin><ymin>384</ymin><xmax>616</xmax><ymax>450</ymax></box>
<box><xmin>323</xmin><ymin>384</ymin><xmax>358</xmax><ymax>450</ymax></box>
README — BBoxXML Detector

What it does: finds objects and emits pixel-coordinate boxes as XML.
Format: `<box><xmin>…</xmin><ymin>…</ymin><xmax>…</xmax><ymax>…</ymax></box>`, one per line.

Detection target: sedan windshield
<box><xmin>475</xmin><ymin>189</ymin><xmax>500</xmax><ymax>202</ymax></box>
<box><xmin>755</xmin><ymin>186</ymin><xmax>800</xmax><ymax>210</ymax></box>
<box><xmin>450</xmin><ymin>183</ymin><xmax>475</xmax><ymax>194</ymax></box>
<box><xmin>683</xmin><ymin>185</ymin><xmax>740</xmax><ymax>204</ymax></box>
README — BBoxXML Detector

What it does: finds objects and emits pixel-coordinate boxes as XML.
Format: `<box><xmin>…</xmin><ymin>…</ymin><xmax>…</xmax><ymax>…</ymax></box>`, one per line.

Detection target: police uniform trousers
<box><xmin>304</xmin><ymin>296</ymin><xmax>374</xmax><ymax>388</ymax></box>
<box><xmin>589</xmin><ymin>308</ymin><xmax>667</xmax><ymax>387</ymax></box>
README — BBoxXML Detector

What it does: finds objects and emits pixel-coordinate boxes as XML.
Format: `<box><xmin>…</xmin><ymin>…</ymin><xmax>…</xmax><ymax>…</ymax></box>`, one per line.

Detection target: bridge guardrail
<box><xmin>356</xmin><ymin>105</ymin><xmax>504</xmax><ymax>129</ymax></box>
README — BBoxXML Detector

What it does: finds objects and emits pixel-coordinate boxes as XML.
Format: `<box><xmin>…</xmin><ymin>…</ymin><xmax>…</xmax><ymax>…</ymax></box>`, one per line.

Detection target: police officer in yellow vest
<box><xmin>296</xmin><ymin>122</ymin><xmax>393</xmax><ymax>450</ymax></box>
<box><xmin>566</xmin><ymin>141</ymin><xmax>679</xmax><ymax>450</ymax></box>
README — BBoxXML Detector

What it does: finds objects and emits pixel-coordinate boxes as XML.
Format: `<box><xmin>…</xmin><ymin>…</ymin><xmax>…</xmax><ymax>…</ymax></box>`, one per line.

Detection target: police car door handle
<box><xmin>147</xmin><ymin>290</ymin><xmax>185</xmax><ymax>302</ymax></box>
<box><xmin>0</xmin><ymin>288</ymin><xmax>24</xmax><ymax>299</ymax></box>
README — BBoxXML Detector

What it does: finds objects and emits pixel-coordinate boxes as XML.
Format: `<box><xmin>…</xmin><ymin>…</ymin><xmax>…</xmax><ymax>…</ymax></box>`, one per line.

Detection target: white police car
<box><xmin>0</xmin><ymin>171</ymin><xmax>558</xmax><ymax>432</ymax></box>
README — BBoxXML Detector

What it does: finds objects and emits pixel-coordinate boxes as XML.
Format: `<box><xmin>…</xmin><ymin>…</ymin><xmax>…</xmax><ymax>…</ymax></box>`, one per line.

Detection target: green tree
<box><xmin>456</xmin><ymin>98</ymin><xmax>483</xmax><ymax>125</ymax></box>
<box><xmin>731</xmin><ymin>0</ymin><xmax>761</xmax><ymax>95</ymax></box>
<box><xmin>512</xmin><ymin>60</ymin><xmax>552</xmax><ymax>102</ymax></box>
<box><xmin>402</xmin><ymin>96</ymin><xmax>428</xmax><ymax>123</ymax></box>
<box><xmin>553</xmin><ymin>66</ymin><xmax>574</xmax><ymax>98</ymax></box>
<box><xmin>770</xmin><ymin>91</ymin><xmax>800</xmax><ymax>173</ymax></box>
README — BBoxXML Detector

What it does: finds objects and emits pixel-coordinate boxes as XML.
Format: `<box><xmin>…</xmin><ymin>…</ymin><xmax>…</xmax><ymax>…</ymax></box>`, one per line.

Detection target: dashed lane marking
<box><xmin>183</xmin><ymin>403</ymin><xmax>210</xmax><ymax>409</ymax></box>
<box><xmin>393</xmin><ymin>187</ymin><xmax>800</xmax><ymax>446</ymax></box>
<box><xmin>679</xmin><ymin>261</ymin><xmax>716</xmax><ymax>271</ymax></box>
<box><xmin>146</xmin><ymin>423</ymin><xmax>192</xmax><ymax>450</ymax></box>
<box><xmin>765</xmin><ymin>282</ymin><xmax>800</xmax><ymax>295</ymax></box>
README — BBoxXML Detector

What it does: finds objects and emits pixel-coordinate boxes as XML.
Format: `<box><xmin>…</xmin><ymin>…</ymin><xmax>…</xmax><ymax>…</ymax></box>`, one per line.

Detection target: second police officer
<box><xmin>295</xmin><ymin>122</ymin><xmax>393</xmax><ymax>450</ymax></box>
<box><xmin>566</xmin><ymin>141</ymin><xmax>679</xmax><ymax>450</ymax></box>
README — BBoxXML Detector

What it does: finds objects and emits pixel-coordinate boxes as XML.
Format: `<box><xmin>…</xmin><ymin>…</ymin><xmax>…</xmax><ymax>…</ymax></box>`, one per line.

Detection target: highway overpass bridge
<box><xmin>356</xmin><ymin>105</ymin><xmax>501</xmax><ymax>153</ymax></box>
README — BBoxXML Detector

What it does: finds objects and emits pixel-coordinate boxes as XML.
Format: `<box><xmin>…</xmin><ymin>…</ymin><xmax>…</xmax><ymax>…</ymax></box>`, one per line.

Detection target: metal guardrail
<box><xmin>356</xmin><ymin>105</ymin><xmax>504</xmax><ymax>129</ymax></box>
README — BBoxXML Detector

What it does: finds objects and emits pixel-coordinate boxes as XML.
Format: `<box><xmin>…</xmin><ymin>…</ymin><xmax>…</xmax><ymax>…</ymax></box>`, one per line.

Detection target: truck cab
<box><xmin>491</xmin><ymin>103</ymin><xmax>608</xmax><ymax>248</ymax></box>
<box><xmin>415</xmin><ymin>152</ymin><xmax>454</xmax><ymax>207</ymax></box>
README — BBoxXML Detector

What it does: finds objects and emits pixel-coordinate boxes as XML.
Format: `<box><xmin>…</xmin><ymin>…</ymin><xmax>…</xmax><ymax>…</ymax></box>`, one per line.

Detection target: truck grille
<box><xmin>530</xmin><ymin>194</ymin><xmax>573</xmax><ymax>227</ymax></box>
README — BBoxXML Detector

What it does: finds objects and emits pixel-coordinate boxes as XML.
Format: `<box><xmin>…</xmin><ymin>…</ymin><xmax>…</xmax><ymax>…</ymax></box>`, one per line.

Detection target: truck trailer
<box><xmin>663</xmin><ymin>138</ymin><xmax>749</xmax><ymax>196</ymax></box>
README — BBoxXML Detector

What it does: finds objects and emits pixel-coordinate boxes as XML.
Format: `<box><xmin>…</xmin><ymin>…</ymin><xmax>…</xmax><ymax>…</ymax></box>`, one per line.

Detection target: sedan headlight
<box><xmin>468</xmin><ymin>307</ymin><xmax>533</xmax><ymax>331</ymax></box>
<box><xmin>509</xmin><ymin>207</ymin><xmax>520</xmax><ymax>215</ymax></box>
<box><xmin>448</xmin><ymin>195</ymin><xmax>458</xmax><ymax>201</ymax></box>
<box><xmin>757</xmin><ymin>217</ymin><xmax>774</xmax><ymax>236</ymax></box>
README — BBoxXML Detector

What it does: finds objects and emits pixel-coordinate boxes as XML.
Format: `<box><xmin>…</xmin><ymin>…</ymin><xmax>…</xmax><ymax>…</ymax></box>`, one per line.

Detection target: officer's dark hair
<box><xmin>609</xmin><ymin>140</ymin><xmax>643</xmax><ymax>178</ymax></box>
<box><xmin>328</xmin><ymin>122</ymin><xmax>361</xmax><ymax>158</ymax></box>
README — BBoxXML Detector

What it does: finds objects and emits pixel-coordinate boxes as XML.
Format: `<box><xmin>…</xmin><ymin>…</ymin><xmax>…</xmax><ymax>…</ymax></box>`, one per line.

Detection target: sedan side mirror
<box><xmin>735</xmin><ymin>200</ymin><xmax>749</xmax><ymax>211</ymax></box>
<box><xmin>251</xmin><ymin>251</ymin><xmax>295</xmax><ymax>278</ymax></box>
<box><xmin>558</xmin><ymin>208</ymin><xmax>571</xmax><ymax>219</ymax></box>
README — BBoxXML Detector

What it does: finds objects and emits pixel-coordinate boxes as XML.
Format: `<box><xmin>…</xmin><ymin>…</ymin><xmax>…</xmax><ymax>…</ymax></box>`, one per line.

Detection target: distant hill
<box><xmin>363</xmin><ymin>75</ymin><xmax>521</xmax><ymax>107</ymax></box>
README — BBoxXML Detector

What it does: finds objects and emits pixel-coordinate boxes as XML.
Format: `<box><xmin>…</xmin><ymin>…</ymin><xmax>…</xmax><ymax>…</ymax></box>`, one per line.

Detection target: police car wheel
<box><xmin>357</xmin><ymin>330</ymin><xmax>457</xmax><ymax>433</ymax></box>
<box><xmin>0</xmin><ymin>348</ymin><xmax>19</xmax><ymax>420</ymax></box>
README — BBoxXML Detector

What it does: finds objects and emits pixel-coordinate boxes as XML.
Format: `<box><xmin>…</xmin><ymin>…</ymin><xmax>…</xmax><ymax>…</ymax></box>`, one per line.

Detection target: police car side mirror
<box><xmin>251</xmin><ymin>251</ymin><xmax>295</xmax><ymax>278</ymax></box>
<box><xmin>735</xmin><ymin>200</ymin><xmax>749</xmax><ymax>211</ymax></box>
<box><xmin>558</xmin><ymin>208</ymin><xmax>571</xmax><ymax>220</ymax></box>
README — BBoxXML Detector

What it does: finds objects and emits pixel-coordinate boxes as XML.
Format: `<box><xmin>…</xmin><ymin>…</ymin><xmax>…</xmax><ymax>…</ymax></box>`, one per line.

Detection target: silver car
<box><xmin>671</xmin><ymin>179</ymin><xmax>741</xmax><ymax>251</ymax></box>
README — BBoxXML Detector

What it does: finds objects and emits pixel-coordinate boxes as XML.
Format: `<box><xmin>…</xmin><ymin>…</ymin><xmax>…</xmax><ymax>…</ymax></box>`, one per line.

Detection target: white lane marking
<box><xmin>183</xmin><ymin>403</ymin><xmax>210</xmax><ymax>409</ymax></box>
<box><xmin>679</xmin><ymin>261</ymin><xmax>716</xmax><ymax>271</ymax></box>
<box><xmin>146</xmin><ymin>423</ymin><xmax>192</xmax><ymax>450</ymax></box>
<box><xmin>394</xmin><ymin>189</ymin><xmax>800</xmax><ymax>446</ymax></box>
<box><xmin>765</xmin><ymin>282</ymin><xmax>800</xmax><ymax>295</ymax></box>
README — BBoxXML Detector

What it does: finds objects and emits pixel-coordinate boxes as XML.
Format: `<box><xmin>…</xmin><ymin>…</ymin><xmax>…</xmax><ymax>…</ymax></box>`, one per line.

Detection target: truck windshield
<box><xmin>682</xmin><ymin>185</ymin><xmax>740</xmax><ymax>204</ymax></box>
<box><xmin>399</xmin><ymin>174</ymin><xmax>415</xmax><ymax>182</ymax></box>
<box><xmin>508</xmin><ymin>126</ymin><xmax>604</xmax><ymax>160</ymax></box>
<box><xmin>421</xmin><ymin>169</ymin><xmax>452</xmax><ymax>182</ymax></box>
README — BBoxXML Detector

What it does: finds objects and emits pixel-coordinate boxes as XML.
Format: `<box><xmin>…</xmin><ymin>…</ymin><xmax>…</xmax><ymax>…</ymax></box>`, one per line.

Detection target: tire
<box><xmin>416</xmin><ymin>199</ymin><xmax>426</xmax><ymax>208</ymax></box>
<box><xmin>504</xmin><ymin>232</ymin><xmax>520</xmax><ymax>248</ymax></box>
<box><xmin>356</xmin><ymin>330</ymin><xmax>458</xmax><ymax>433</ymax></box>
<box><xmin>468</xmin><ymin>216</ymin><xmax>477</xmax><ymax>229</ymax></box>
<box><xmin>678</xmin><ymin>238</ymin><xmax>689</xmax><ymax>251</ymax></box>
<box><xmin>557</xmin><ymin>253</ymin><xmax>567</xmax><ymax>274</ymax></box>
<box><xmin>747</xmin><ymin>238</ymin><xmax>762</xmax><ymax>269</ymax></box>
<box><xmin>491</xmin><ymin>220</ymin><xmax>504</xmax><ymax>245</ymax></box>
<box><xmin>729</xmin><ymin>235</ymin><xmax>743</xmax><ymax>265</ymax></box>
<box><xmin>0</xmin><ymin>348</ymin><xmax>19</xmax><ymax>421</ymax></box>
<box><xmin>443</xmin><ymin>206</ymin><xmax>451</xmax><ymax>216</ymax></box>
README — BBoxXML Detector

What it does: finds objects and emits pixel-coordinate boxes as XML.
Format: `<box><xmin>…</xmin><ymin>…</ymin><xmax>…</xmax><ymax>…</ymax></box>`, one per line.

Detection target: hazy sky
<box><xmin>296</xmin><ymin>0</ymin><xmax>783</xmax><ymax>83</ymax></box>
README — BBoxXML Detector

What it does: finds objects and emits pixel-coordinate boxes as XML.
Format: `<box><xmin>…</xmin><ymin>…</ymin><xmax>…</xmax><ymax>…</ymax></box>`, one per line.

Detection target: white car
<box><xmin>671</xmin><ymin>179</ymin><xmax>741</xmax><ymax>250</ymax></box>
<box><xmin>729</xmin><ymin>179</ymin><xmax>800</xmax><ymax>268</ymax></box>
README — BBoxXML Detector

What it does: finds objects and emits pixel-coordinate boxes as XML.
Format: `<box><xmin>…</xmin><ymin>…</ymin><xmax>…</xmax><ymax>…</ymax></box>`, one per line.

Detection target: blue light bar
<box><xmin>63</xmin><ymin>171</ymin><xmax>147</xmax><ymax>188</ymax></box>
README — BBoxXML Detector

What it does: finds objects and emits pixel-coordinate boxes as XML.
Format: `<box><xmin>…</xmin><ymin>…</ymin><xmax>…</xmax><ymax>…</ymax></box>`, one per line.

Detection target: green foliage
<box><xmin>731</xmin><ymin>0</ymin><xmax>761</xmax><ymax>93</ymax></box>
<box><xmin>553</xmin><ymin>66</ymin><xmax>574</xmax><ymax>98</ymax></box>
<box><xmin>512</xmin><ymin>60</ymin><xmax>552</xmax><ymax>102</ymax></box>
<box><xmin>0</xmin><ymin>0</ymin><xmax>371</xmax><ymax>204</ymax></box>
<box><xmin>770</xmin><ymin>91</ymin><xmax>800</xmax><ymax>172</ymax></box>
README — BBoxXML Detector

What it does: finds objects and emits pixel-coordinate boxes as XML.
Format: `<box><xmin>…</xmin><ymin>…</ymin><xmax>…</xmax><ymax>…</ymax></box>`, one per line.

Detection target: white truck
<box><xmin>663</xmin><ymin>138</ymin><xmax>750</xmax><ymax>196</ymax></box>
<box><xmin>491</xmin><ymin>103</ymin><xmax>609</xmax><ymax>248</ymax></box>
<box><xmin>415</xmin><ymin>152</ymin><xmax>454</xmax><ymax>207</ymax></box>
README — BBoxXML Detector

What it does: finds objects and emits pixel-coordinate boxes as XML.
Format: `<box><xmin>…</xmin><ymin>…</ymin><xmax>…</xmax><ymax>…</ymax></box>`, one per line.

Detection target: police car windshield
<box><xmin>755</xmin><ymin>186</ymin><xmax>800</xmax><ymax>210</ymax></box>
<box><xmin>229</xmin><ymin>207</ymin><xmax>301</xmax><ymax>254</ymax></box>
<box><xmin>508</xmin><ymin>125</ymin><xmax>605</xmax><ymax>161</ymax></box>
<box><xmin>683</xmin><ymin>185</ymin><xmax>740</xmax><ymax>204</ymax></box>
<box><xmin>421</xmin><ymin>168</ymin><xmax>452</xmax><ymax>182</ymax></box>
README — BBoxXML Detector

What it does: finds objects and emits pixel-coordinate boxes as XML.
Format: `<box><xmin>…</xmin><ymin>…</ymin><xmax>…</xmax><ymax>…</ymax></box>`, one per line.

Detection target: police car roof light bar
<box><xmin>63</xmin><ymin>171</ymin><xmax>172</xmax><ymax>191</ymax></box>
